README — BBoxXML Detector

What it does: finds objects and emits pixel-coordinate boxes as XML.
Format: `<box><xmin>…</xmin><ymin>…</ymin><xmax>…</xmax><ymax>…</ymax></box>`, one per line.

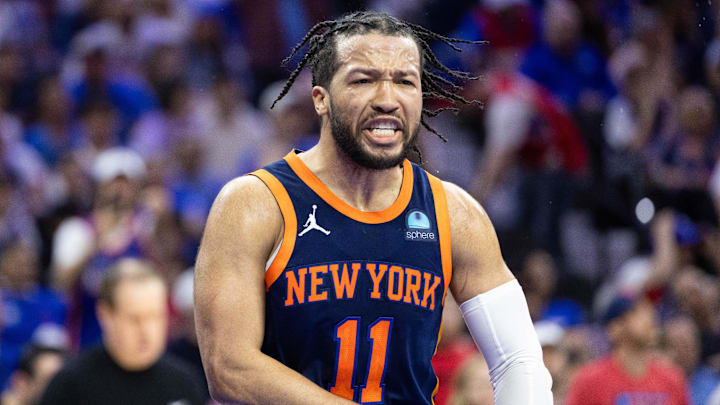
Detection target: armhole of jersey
<box><xmin>249</xmin><ymin>169</ymin><xmax>297</xmax><ymax>291</ymax></box>
<box><xmin>427</xmin><ymin>173</ymin><xmax>452</xmax><ymax>306</ymax></box>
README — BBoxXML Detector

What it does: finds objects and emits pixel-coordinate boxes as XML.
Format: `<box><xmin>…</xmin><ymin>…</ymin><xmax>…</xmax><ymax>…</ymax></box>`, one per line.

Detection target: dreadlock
<box><xmin>271</xmin><ymin>11</ymin><xmax>486</xmax><ymax>149</ymax></box>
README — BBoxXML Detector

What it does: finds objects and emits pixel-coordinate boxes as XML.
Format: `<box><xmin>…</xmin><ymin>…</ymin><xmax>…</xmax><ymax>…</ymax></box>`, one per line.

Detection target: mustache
<box><xmin>360</xmin><ymin>113</ymin><xmax>406</xmax><ymax>129</ymax></box>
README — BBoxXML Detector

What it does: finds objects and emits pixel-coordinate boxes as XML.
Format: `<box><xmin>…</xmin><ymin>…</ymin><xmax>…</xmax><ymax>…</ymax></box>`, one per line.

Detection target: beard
<box><xmin>329</xmin><ymin>99</ymin><xmax>418</xmax><ymax>170</ymax></box>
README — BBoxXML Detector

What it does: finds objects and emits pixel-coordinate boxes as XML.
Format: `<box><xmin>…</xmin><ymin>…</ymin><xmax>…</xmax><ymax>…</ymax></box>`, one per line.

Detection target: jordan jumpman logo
<box><xmin>299</xmin><ymin>205</ymin><xmax>331</xmax><ymax>236</ymax></box>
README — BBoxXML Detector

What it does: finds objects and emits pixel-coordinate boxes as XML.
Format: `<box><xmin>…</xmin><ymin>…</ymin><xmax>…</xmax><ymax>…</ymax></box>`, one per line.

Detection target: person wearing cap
<box><xmin>50</xmin><ymin>147</ymin><xmax>148</xmax><ymax>350</ymax></box>
<box><xmin>565</xmin><ymin>292</ymin><xmax>689</xmax><ymax>405</ymax></box>
<box><xmin>534</xmin><ymin>321</ymin><xmax>569</xmax><ymax>404</ymax></box>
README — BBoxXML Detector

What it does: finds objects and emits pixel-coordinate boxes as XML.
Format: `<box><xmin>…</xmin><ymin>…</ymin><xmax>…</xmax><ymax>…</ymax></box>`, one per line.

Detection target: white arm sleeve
<box><xmin>459</xmin><ymin>279</ymin><xmax>553</xmax><ymax>405</ymax></box>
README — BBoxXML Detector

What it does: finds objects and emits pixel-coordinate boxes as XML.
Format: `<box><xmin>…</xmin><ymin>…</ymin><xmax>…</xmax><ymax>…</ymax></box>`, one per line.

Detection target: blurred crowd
<box><xmin>0</xmin><ymin>0</ymin><xmax>719</xmax><ymax>404</ymax></box>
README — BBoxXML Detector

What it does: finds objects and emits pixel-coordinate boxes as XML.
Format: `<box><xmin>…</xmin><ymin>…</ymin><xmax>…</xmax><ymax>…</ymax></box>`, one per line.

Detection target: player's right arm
<box><xmin>194</xmin><ymin>175</ymin><xmax>356</xmax><ymax>405</ymax></box>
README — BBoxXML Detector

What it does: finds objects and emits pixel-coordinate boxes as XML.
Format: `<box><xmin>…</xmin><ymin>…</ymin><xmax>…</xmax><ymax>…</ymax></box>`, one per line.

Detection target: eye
<box><xmin>352</xmin><ymin>78</ymin><xmax>370</xmax><ymax>84</ymax></box>
<box><xmin>400</xmin><ymin>79</ymin><xmax>415</xmax><ymax>86</ymax></box>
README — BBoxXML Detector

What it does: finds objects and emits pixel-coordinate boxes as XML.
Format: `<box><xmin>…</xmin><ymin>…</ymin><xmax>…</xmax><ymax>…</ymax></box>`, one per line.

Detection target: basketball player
<box><xmin>194</xmin><ymin>11</ymin><xmax>552</xmax><ymax>405</ymax></box>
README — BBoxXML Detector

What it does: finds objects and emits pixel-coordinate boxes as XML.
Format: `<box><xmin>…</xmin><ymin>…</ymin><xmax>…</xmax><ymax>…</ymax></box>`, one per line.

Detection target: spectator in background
<box><xmin>664</xmin><ymin>0</ymin><xmax>715</xmax><ymax>87</ymax></box>
<box><xmin>520</xmin><ymin>0</ymin><xmax>613</xmax><ymax>213</ymax></box>
<box><xmin>143</xmin><ymin>43</ymin><xmax>186</xmax><ymax>101</ymax></box>
<box><xmin>604</xmin><ymin>209</ymin><xmax>720</xmax><ymax>367</ymax></box>
<box><xmin>520</xmin><ymin>0</ymin><xmax>614</xmax><ymax>115</ymax></box>
<box><xmin>39</xmin><ymin>258</ymin><xmax>205</xmax><ymax>405</ymax></box>
<box><xmin>257</xmin><ymin>74</ymin><xmax>319</xmax><ymax>166</ymax></box>
<box><xmin>565</xmin><ymin>292</ymin><xmax>689</xmax><ymax>405</ymax></box>
<box><xmin>601</xmin><ymin>40</ymin><xmax>672</xmax><ymax>228</ymax></box>
<box><xmin>647</xmin><ymin>86</ymin><xmax>720</xmax><ymax>226</ymax></box>
<box><xmin>138</xmin><ymin>184</ymin><xmax>187</xmax><ymax>284</ymax></box>
<box><xmin>0</xmin><ymin>242</ymin><xmax>66</xmax><ymax>388</ymax></box>
<box><xmin>0</xmin><ymin>174</ymin><xmax>41</xmax><ymax>253</ymax></box>
<box><xmin>167</xmin><ymin>268</ymin><xmax>210</xmax><ymax>401</ymax></box>
<box><xmin>67</xmin><ymin>36</ymin><xmax>156</xmax><ymax>142</ymax></box>
<box><xmin>1</xmin><ymin>345</ymin><xmax>66</xmax><ymax>405</ymax></box>
<box><xmin>0</xmin><ymin>85</ymin><xmax>23</xmax><ymax>147</ymax></box>
<box><xmin>431</xmin><ymin>294</ymin><xmax>477</xmax><ymax>405</ymax></box>
<box><xmin>0</xmin><ymin>42</ymin><xmax>27</xmax><ymax>115</ymax></box>
<box><xmin>185</xmin><ymin>11</ymin><xmax>229</xmax><ymax>90</ymax></box>
<box><xmin>51</xmin><ymin>147</ymin><xmax>147</xmax><ymax>349</ymax></box>
<box><xmin>604</xmin><ymin>39</ymin><xmax>671</xmax><ymax>152</ymax></box>
<box><xmin>534</xmin><ymin>321</ymin><xmax>569</xmax><ymax>404</ymax></box>
<box><xmin>129</xmin><ymin>79</ymin><xmax>200</xmax><ymax>167</ymax></box>
<box><xmin>559</xmin><ymin>325</ymin><xmax>597</xmax><ymax>381</ymax></box>
<box><xmin>0</xmin><ymin>87</ymin><xmax>51</xmax><ymax>216</ymax></box>
<box><xmin>445</xmin><ymin>0</ymin><xmax>536</xmax><ymax>73</ymax></box>
<box><xmin>165</xmin><ymin>139</ymin><xmax>220</xmax><ymax>263</ymax></box>
<box><xmin>193</xmin><ymin>74</ymin><xmax>269</xmax><ymax>183</ymax></box>
<box><xmin>521</xmin><ymin>249</ymin><xmax>585</xmax><ymax>326</ymax></box>
<box><xmin>668</xmin><ymin>267</ymin><xmax>720</xmax><ymax>370</ymax></box>
<box><xmin>71</xmin><ymin>101</ymin><xmax>121</xmax><ymax>174</ymax></box>
<box><xmin>663</xmin><ymin>316</ymin><xmax>720</xmax><ymax>405</ymax></box>
<box><xmin>234</xmin><ymin>0</ymin><xmax>328</xmax><ymax>94</ymax></box>
<box><xmin>23</xmin><ymin>76</ymin><xmax>75</xmax><ymax>168</ymax></box>
<box><xmin>133</xmin><ymin>0</ymin><xmax>190</xmax><ymax>60</ymax></box>
<box><xmin>64</xmin><ymin>0</ymin><xmax>141</xmax><ymax>80</ymax></box>
<box><xmin>36</xmin><ymin>155</ymin><xmax>95</xmax><ymax>236</ymax></box>
<box><xmin>470</xmin><ymin>70</ymin><xmax>587</xmax><ymax>257</ymax></box>
<box><xmin>447</xmin><ymin>354</ymin><xmax>493</xmax><ymax>405</ymax></box>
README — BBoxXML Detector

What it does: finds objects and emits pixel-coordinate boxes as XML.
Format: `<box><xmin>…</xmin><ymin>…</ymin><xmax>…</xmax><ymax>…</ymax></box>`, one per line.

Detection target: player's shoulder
<box><xmin>204</xmin><ymin>174</ymin><xmax>283</xmax><ymax>240</ymax></box>
<box><xmin>210</xmin><ymin>174</ymin><xmax>280</xmax><ymax>218</ymax></box>
<box><xmin>215</xmin><ymin>174</ymin><xmax>275</xmax><ymax>207</ymax></box>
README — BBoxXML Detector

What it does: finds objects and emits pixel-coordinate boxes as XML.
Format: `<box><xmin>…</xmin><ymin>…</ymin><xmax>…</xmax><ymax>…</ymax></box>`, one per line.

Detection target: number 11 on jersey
<box><xmin>329</xmin><ymin>317</ymin><xmax>393</xmax><ymax>403</ymax></box>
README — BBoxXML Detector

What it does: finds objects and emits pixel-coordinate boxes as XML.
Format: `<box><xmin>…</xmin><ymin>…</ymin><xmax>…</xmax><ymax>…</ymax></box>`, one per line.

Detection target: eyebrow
<box><xmin>346</xmin><ymin>68</ymin><xmax>419</xmax><ymax>79</ymax></box>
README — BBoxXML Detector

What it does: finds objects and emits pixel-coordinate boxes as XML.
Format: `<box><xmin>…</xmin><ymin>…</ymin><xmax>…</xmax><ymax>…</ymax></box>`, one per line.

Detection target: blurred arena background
<box><xmin>0</xmin><ymin>0</ymin><xmax>719</xmax><ymax>404</ymax></box>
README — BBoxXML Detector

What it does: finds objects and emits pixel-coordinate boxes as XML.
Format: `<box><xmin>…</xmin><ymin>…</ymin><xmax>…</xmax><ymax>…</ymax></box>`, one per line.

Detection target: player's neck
<box><xmin>613</xmin><ymin>345</ymin><xmax>652</xmax><ymax>377</ymax></box>
<box><xmin>298</xmin><ymin>140</ymin><xmax>404</xmax><ymax>212</ymax></box>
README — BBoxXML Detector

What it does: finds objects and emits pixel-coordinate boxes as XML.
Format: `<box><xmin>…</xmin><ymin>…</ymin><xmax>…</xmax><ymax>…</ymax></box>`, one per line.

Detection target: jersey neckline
<box><xmin>283</xmin><ymin>150</ymin><xmax>414</xmax><ymax>224</ymax></box>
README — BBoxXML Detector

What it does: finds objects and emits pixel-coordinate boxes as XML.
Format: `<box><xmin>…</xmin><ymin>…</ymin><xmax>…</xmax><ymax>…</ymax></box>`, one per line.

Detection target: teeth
<box><xmin>370</xmin><ymin>128</ymin><xmax>396</xmax><ymax>136</ymax></box>
<box><xmin>366</xmin><ymin>119</ymin><xmax>401</xmax><ymax>131</ymax></box>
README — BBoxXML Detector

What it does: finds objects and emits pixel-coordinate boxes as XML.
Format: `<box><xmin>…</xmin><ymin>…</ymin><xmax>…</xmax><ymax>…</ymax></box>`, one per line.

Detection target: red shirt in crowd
<box><xmin>431</xmin><ymin>337</ymin><xmax>477</xmax><ymax>405</ymax></box>
<box><xmin>565</xmin><ymin>355</ymin><xmax>689</xmax><ymax>405</ymax></box>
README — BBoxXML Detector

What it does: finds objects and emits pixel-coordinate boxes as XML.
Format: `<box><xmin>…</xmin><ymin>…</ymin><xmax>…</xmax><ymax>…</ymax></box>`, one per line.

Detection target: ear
<box><xmin>96</xmin><ymin>303</ymin><xmax>112</xmax><ymax>329</ymax></box>
<box><xmin>312</xmin><ymin>86</ymin><xmax>330</xmax><ymax>117</ymax></box>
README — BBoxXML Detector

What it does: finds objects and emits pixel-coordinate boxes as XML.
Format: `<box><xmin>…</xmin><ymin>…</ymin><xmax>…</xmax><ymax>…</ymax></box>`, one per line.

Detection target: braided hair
<box><xmin>271</xmin><ymin>11</ymin><xmax>486</xmax><ymax>158</ymax></box>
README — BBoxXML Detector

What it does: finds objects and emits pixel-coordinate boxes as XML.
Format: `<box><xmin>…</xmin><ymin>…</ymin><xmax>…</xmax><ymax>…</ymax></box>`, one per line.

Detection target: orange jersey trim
<box><xmin>428</xmin><ymin>174</ymin><xmax>451</xmax><ymax>405</ymax></box>
<box><xmin>283</xmin><ymin>151</ymin><xmax>414</xmax><ymax>224</ymax></box>
<box><xmin>430</xmin><ymin>319</ymin><xmax>444</xmax><ymax>405</ymax></box>
<box><xmin>250</xmin><ymin>169</ymin><xmax>297</xmax><ymax>291</ymax></box>
<box><xmin>427</xmin><ymin>173</ymin><xmax>452</xmax><ymax>305</ymax></box>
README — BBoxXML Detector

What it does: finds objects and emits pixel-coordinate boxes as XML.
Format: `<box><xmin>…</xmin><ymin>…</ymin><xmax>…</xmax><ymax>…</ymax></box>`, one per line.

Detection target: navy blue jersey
<box><xmin>252</xmin><ymin>151</ymin><xmax>452</xmax><ymax>405</ymax></box>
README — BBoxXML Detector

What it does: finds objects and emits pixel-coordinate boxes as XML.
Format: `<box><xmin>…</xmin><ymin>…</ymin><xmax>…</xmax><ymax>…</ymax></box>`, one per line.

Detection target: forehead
<box><xmin>114</xmin><ymin>278</ymin><xmax>167</xmax><ymax>311</ymax></box>
<box><xmin>334</xmin><ymin>32</ymin><xmax>421</xmax><ymax>74</ymax></box>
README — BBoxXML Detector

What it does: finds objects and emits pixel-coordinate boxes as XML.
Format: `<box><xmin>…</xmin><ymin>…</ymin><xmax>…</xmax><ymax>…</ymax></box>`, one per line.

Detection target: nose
<box><xmin>371</xmin><ymin>80</ymin><xmax>399</xmax><ymax>114</ymax></box>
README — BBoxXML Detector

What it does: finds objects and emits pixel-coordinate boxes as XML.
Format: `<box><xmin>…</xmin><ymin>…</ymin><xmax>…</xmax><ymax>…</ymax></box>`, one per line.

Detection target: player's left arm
<box><xmin>444</xmin><ymin>181</ymin><xmax>553</xmax><ymax>405</ymax></box>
